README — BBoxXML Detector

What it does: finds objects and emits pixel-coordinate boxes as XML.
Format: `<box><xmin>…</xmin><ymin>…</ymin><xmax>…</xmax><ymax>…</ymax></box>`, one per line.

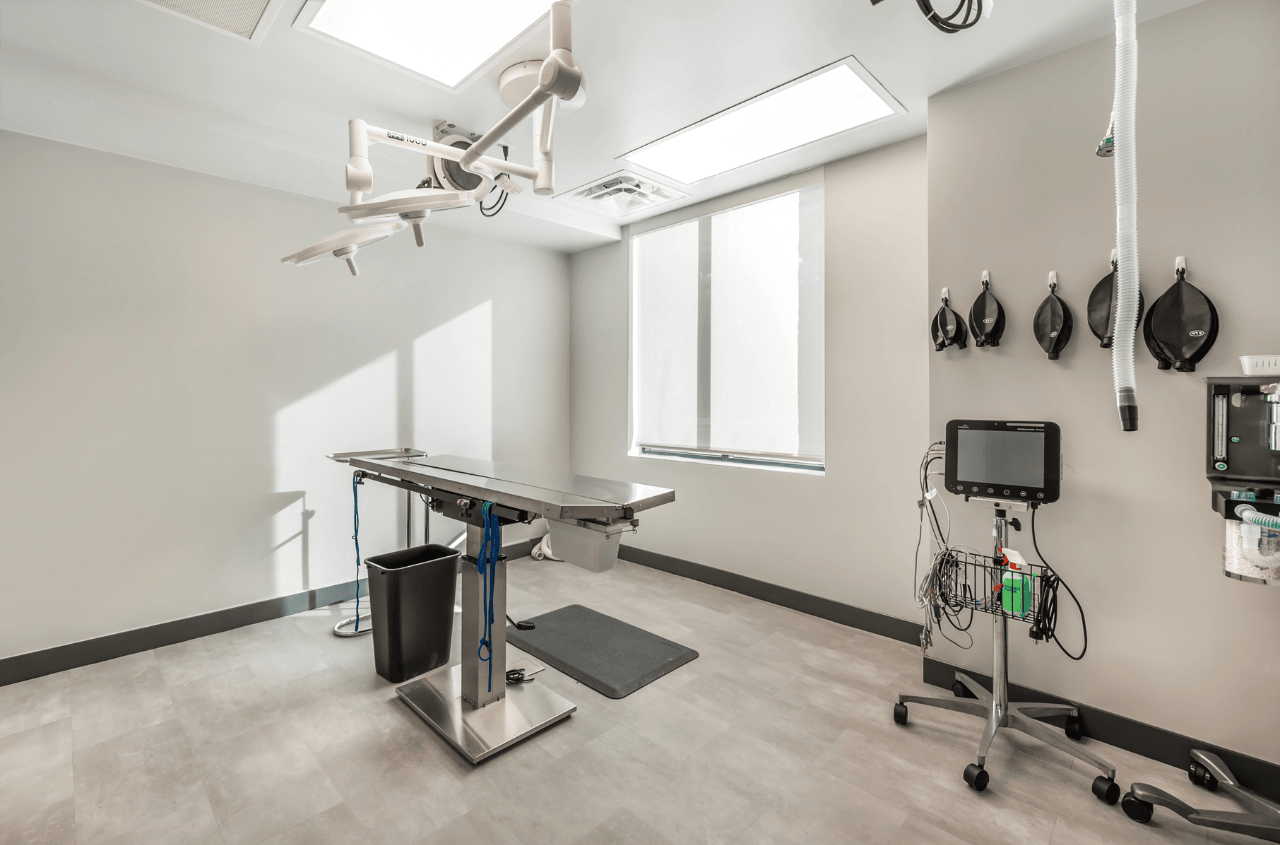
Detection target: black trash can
<box><xmin>364</xmin><ymin>543</ymin><xmax>460</xmax><ymax>683</ymax></box>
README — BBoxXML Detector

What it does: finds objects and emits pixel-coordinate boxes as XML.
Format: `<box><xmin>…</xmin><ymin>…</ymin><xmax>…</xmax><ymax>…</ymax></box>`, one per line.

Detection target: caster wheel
<box><xmin>1189</xmin><ymin>762</ymin><xmax>1219</xmax><ymax>791</ymax></box>
<box><xmin>1121</xmin><ymin>792</ymin><xmax>1154</xmax><ymax>823</ymax></box>
<box><xmin>1092</xmin><ymin>776</ymin><xmax>1121</xmax><ymax>805</ymax></box>
<box><xmin>963</xmin><ymin>763</ymin><xmax>989</xmax><ymax>792</ymax></box>
<box><xmin>893</xmin><ymin>703</ymin><xmax>908</xmax><ymax>725</ymax></box>
<box><xmin>1065</xmin><ymin>715</ymin><xmax>1084</xmax><ymax>741</ymax></box>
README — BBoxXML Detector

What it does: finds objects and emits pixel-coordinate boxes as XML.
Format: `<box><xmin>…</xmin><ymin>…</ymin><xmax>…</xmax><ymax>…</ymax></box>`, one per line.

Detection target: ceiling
<box><xmin>0</xmin><ymin>0</ymin><xmax>1205</xmax><ymax>253</ymax></box>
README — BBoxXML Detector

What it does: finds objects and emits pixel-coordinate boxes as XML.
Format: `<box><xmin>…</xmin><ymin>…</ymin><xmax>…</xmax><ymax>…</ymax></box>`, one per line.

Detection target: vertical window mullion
<box><xmin>796</xmin><ymin>184</ymin><xmax>825</xmax><ymax>457</ymax></box>
<box><xmin>697</xmin><ymin>216</ymin><xmax>712</xmax><ymax>450</ymax></box>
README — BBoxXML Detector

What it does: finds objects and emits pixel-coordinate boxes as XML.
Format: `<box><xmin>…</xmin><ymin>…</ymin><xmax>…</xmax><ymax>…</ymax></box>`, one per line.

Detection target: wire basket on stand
<box><xmin>925</xmin><ymin>549</ymin><xmax>1047</xmax><ymax>625</ymax></box>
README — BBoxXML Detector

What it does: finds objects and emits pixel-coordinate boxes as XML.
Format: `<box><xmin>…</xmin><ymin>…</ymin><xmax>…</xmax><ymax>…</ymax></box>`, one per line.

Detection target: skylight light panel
<box><xmin>308</xmin><ymin>0</ymin><xmax>550</xmax><ymax>88</ymax></box>
<box><xmin>624</xmin><ymin>58</ymin><xmax>900</xmax><ymax>185</ymax></box>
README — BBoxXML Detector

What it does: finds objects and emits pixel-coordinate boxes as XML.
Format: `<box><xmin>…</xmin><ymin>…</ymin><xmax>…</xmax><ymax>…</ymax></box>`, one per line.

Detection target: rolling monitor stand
<box><xmin>893</xmin><ymin>499</ymin><xmax>1120</xmax><ymax>803</ymax></box>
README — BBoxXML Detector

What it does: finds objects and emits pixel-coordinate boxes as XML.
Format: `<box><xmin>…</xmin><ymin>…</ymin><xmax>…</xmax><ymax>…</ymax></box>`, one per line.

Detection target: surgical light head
<box><xmin>281</xmin><ymin>220</ymin><xmax>405</xmax><ymax>277</ymax></box>
<box><xmin>282</xmin><ymin>1</ymin><xmax>584</xmax><ymax>274</ymax></box>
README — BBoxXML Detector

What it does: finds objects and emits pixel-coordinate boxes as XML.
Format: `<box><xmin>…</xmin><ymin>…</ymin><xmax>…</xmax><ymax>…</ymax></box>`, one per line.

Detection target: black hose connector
<box><xmin>1119</xmin><ymin>403</ymin><xmax>1139</xmax><ymax>432</ymax></box>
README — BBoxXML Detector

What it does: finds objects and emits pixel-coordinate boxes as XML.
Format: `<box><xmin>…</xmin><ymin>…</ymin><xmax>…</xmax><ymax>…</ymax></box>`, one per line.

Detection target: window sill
<box><xmin>631</xmin><ymin>446</ymin><xmax>825</xmax><ymax>476</ymax></box>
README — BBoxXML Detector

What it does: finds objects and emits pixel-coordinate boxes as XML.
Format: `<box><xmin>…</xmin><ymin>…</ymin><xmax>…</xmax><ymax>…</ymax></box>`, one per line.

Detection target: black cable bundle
<box><xmin>914</xmin><ymin>443</ymin><xmax>975</xmax><ymax>652</ymax></box>
<box><xmin>915</xmin><ymin>0</ymin><xmax>983</xmax><ymax>33</ymax></box>
<box><xmin>1028</xmin><ymin>508</ymin><xmax>1088</xmax><ymax>660</ymax></box>
<box><xmin>479</xmin><ymin>144</ymin><xmax>511</xmax><ymax>218</ymax></box>
<box><xmin>479</xmin><ymin>190</ymin><xmax>509</xmax><ymax>217</ymax></box>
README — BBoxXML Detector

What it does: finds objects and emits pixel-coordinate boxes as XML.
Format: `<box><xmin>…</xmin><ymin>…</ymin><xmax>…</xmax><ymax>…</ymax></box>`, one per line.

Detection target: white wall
<box><xmin>927</xmin><ymin>0</ymin><xmax>1280</xmax><ymax>763</ymax></box>
<box><xmin>570</xmin><ymin>137</ymin><xmax>929</xmax><ymax>622</ymax></box>
<box><xmin>0</xmin><ymin>130</ymin><xmax>570</xmax><ymax>660</ymax></box>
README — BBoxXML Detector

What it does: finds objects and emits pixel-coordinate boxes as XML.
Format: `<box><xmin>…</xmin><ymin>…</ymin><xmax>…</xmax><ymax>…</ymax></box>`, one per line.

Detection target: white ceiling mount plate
<box><xmin>292</xmin><ymin>0</ymin><xmax>553</xmax><ymax>93</ymax></box>
<box><xmin>558</xmin><ymin>170</ymin><xmax>686</xmax><ymax>219</ymax></box>
<box><xmin>499</xmin><ymin>59</ymin><xmax>587</xmax><ymax>114</ymax></box>
<box><xmin>281</xmin><ymin>220</ymin><xmax>405</xmax><ymax>275</ymax></box>
<box><xmin>621</xmin><ymin>55</ymin><xmax>905</xmax><ymax>186</ymax></box>
<box><xmin>135</xmin><ymin>0</ymin><xmax>287</xmax><ymax>45</ymax></box>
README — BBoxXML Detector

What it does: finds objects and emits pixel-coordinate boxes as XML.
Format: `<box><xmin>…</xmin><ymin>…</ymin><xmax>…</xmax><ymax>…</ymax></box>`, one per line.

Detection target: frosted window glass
<box><xmin>630</xmin><ymin>184</ymin><xmax>823</xmax><ymax>466</ymax></box>
<box><xmin>710</xmin><ymin>193</ymin><xmax>800</xmax><ymax>454</ymax></box>
<box><xmin>632</xmin><ymin>221</ymin><xmax>699</xmax><ymax>447</ymax></box>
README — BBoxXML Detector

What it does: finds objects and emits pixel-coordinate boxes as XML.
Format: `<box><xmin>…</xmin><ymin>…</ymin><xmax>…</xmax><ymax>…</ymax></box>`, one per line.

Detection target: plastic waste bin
<box><xmin>364</xmin><ymin>543</ymin><xmax>460</xmax><ymax>683</ymax></box>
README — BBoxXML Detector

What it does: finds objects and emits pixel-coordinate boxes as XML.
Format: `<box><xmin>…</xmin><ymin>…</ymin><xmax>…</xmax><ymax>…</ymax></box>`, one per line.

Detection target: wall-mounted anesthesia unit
<box><xmin>1207</xmin><ymin>377</ymin><xmax>1280</xmax><ymax>585</ymax></box>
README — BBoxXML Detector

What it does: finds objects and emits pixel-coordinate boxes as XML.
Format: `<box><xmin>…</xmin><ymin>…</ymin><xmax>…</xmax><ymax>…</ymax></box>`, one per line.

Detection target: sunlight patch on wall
<box><xmin>413</xmin><ymin>301</ymin><xmax>493</xmax><ymax>460</ymax></box>
<box><xmin>272</xmin><ymin>352</ymin><xmax>397</xmax><ymax>595</ymax></box>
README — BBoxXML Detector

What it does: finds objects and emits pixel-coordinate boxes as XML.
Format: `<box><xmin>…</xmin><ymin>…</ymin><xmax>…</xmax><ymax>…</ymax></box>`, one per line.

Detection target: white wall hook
<box><xmin>1048</xmin><ymin>271</ymin><xmax>1058</xmax><ymax>292</ymax></box>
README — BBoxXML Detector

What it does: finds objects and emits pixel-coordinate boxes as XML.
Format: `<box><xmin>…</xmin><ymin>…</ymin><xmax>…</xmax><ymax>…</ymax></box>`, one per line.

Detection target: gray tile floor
<box><xmin>0</xmin><ymin>556</ymin><xmax>1255</xmax><ymax>845</ymax></box>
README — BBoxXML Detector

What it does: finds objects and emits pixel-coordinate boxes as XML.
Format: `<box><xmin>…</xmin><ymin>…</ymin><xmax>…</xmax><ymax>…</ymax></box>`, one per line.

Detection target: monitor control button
<box><xmin>987</xmin><ymin>488</ymin><xmax>994</xmax><ymax>494</ymax></box>
<box><xmin>1019</xmin><ymin>491</ymin><xmax>1027</xmax><ymax>497</ymax></box>
<box><xmin>1003</xmin><ymin>489</ymin><xmax>1010</xmax><ymax>496</ymax></box>
<box><xmin>1037</xmin><ymin>493</ymin><xmax>1044</xmax><ymax>499</ymax></box>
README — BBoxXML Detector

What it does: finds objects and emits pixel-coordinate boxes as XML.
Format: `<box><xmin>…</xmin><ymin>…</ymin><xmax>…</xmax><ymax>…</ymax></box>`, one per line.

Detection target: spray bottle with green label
<box><xmin>1001</xmin><ymin>548</ymin><xmax>1037</xmax><ymax>618</ymax></box>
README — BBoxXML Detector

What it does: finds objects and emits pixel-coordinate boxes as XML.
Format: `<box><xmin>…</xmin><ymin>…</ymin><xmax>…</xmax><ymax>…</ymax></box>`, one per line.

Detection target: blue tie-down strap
<box><xmin>476</xmin><ymin>502</ymin><xmax>502</xmax><ymax>692</ymax></box>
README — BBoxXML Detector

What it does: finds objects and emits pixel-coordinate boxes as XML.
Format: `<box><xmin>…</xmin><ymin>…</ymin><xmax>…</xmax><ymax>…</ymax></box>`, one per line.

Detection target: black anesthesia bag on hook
<box><xmin>1033</xmin><ymin>273</ymin><xmax>1073</xmax><ymax>360</ymax></box>
<box><xmin>1088</xmin><ymin>253</ymin><xmax>1144</xmax><ymax>348</ymax></box>
<box><xmin>1144</xmin><ymin>257</ymin><xmax>1218</xmax><ymax>372</ymax></box>
<box><xmin>968</xmin><ymin>273</ymin><xmax>1005</xmax><ymax>348</ymax></box>
<box><xmin>931</xmin><ymin>289</ymin><xmax>967</xmax><ymax>351</ymax></box>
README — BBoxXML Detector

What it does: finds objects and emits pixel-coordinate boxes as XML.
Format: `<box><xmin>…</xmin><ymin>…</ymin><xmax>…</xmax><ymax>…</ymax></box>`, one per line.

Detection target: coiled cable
<box><xmin>334</xmin><ymin>475</ymin><xmax>373</xmax><ymax>637</ymax></box>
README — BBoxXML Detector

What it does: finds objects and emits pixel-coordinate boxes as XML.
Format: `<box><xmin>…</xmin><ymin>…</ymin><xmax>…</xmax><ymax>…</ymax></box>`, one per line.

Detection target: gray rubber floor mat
<box><xmin>506</xmin><ymin>604</ymin><xmax>698</xmax><ymax>699</ymax></box>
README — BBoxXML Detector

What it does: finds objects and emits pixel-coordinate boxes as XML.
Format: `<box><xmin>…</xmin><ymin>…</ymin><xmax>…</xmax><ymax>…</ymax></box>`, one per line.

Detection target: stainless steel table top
<box><xmin>346</xmin><ymin>453</ymin><xmax>674</xmax><ymax>522</ymax></box>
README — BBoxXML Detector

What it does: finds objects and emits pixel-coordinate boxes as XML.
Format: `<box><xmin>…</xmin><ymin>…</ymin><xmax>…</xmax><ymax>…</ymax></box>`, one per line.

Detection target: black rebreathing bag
<box><xmin>968</xmin><ymin>277</ymin><xmax>1005</xmax><ymax>348</ymax></box>
<box><xmin>931</xmin><ymin>297</ymin><xmax>968</xmax><ymax>351</ymax></box>
<box><xmin>1088</xmin><ymin>260</ymin><xmax>1144</xmax><ymax>348</ymax></box>
<box><xmin>1033</xmin><ymin>281</ymin><xmax>1073</xmax><ymax>360</ymax></box>
<box><xmin>1143</xmin><ymin>262</ymin><xmax>1218</xmax><ymax>372</ymax></box>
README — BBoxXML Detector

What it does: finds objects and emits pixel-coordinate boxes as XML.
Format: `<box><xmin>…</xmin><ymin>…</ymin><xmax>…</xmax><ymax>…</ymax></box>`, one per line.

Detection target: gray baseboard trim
<box><xmin>618</xmin><ymin>544</ymin><xmax>922</xmax><ymax>646</ymax></box>
<box><xmin>618</xmin><ymin>543</ymin><xmax>1280</xmax><ymax>799</ymax></box>
<box><xmin>0</xmin><ymin>578</ymin><xmax>366</xmax><ymax>687</ymax></box>
<box><xmin>922</xmin><ymin>657</ymin><xmax>1280</xmax><ymax>804</ymax></box>
<box><xmin>0</xmin><ymin>540</ymin><xmax>545</xmax><ymax>688</ymax></box>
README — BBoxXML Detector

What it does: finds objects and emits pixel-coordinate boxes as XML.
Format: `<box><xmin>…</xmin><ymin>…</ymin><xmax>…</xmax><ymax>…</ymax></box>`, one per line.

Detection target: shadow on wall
<box><xmin>267</xmin><ymin>301</ymin><xmax>495</xmax><ymax>596</ymax></box>
<box><xmin>0</xmin><ymin>129</ymin><xmax>569</xmax><ymax>659</ymax></box>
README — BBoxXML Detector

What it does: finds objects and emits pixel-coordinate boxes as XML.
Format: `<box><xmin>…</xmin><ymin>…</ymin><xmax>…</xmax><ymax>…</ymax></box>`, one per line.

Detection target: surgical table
<box><xmin>327</xmin><ymin>451</ymin><xmax>675</xmax><ymax>763</ymax></box>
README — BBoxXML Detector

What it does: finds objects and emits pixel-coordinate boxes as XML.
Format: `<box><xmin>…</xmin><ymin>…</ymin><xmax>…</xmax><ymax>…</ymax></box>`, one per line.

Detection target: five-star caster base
<box><xmin>894</xmin><ymin>669</ymin><xmax>1119</xmax><ymax>803</ymax></box>
<box><xmin>894</xmin><ymin>503</ymin><xmax>1120</xmax><ymax>804</ymax></box>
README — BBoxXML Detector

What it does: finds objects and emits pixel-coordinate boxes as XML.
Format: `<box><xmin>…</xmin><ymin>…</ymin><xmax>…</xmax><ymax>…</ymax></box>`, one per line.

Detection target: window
<box><xmin>630</xmin><ymin>184</ymin><xmax>824</xmax><ymax>472</ymax></box>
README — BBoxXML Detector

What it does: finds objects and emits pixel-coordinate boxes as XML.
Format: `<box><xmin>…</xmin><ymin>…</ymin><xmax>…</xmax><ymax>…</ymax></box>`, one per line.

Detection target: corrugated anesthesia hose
<box><xmin>1237</xmin><ymin>506</ymin><xmax>1280</xmax><ymax>532</ymax></box>
<box><xmin>1112</xmin><ymin>0</ymin><xmax>1140</xmax><ymax>431</ymax></box>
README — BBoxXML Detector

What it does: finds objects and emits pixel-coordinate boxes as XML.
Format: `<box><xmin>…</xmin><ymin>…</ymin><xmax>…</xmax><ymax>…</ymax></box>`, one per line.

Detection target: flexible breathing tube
<box><xmin>476</xmin><ymin>502</ymin><xmax>502</xmax><ymax>693</ymax></box>
<box><xmin>1237</xmin><ymin>506</ymin><xmax>1280</xmax><ymax>532</ymax></box>
<box><xmin>1111</xmin><ymin>0</ymin><xmax>1140</xmax><ymax>431</ymax></box>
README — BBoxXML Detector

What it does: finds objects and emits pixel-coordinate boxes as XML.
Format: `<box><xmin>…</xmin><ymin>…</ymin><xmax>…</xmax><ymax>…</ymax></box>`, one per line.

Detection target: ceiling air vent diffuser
<box><xmin>139</xmin><ymin>0</ymin><xmax>284</xmax><ymax>43</ymax></box>
<box><xmin>559</xmin><ymin>170</ymin><xmax>687</xmax><ymax>218</ymax></box>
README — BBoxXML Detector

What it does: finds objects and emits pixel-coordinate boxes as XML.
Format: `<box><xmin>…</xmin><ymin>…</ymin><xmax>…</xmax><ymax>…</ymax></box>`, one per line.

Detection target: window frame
<box><xmin>627</xmin><ymin>169</ymin><xmax>825</xmax><ymax>474</ymax></box>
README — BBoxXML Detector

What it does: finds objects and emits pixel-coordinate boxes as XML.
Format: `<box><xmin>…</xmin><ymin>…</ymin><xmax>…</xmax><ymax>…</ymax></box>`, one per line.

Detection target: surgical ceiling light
<box><xmin>282</xmin><ymin>1</ymin><xmax>584</xmax><ymax>276</ymax></box>
<box><xmin>308</xmin><ymin>0</ymin><xmax>551</xmax><ymax>88</ymax></box>
<box><xmin>623</xmin><ymin>58</ymin><xmax>901</xmax><ymax>185</ymax></box>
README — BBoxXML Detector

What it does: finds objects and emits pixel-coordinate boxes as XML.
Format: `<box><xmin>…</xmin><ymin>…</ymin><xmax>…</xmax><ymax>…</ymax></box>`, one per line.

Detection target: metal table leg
<box><xmin>395</xmin><ymin>524</ymin><xmax>575</xmax><ymax>763</ymax></box>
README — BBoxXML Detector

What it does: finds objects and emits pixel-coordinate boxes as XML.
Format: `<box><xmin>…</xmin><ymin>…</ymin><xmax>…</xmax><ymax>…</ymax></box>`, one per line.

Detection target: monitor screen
<box><xmin>955</xmin><ymin>429</ymin><xmax>1045</xmax><ymax>488</ymax></box>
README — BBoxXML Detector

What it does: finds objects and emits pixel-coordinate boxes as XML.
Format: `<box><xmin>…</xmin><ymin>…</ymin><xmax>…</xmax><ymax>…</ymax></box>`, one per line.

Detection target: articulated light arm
<box><xmin>345</xmin><ymin>119</ymin><xmax>539</xmax><ymax>205</ymax></box>
<box><xmin>287</xmin><ymin>2</ymin><xmax>582</xmax><ymax>276</ymax></box>
<box><xmin>461</xmin><ymin>0</ymin><xmax>581</xmax><ymax>194</ymax></box>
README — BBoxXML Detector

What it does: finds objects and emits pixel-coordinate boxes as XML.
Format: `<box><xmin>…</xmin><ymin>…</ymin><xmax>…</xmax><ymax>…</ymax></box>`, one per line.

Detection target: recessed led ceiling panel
<box><xmin>624</xmin><ymin>57</ymin><xmax>902</xmax><ymax>185</ymax></box>
<box><xmin>307</xmin><ymin>0</ymin><xmax>550</xmax><ymax>88</ymax></box>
